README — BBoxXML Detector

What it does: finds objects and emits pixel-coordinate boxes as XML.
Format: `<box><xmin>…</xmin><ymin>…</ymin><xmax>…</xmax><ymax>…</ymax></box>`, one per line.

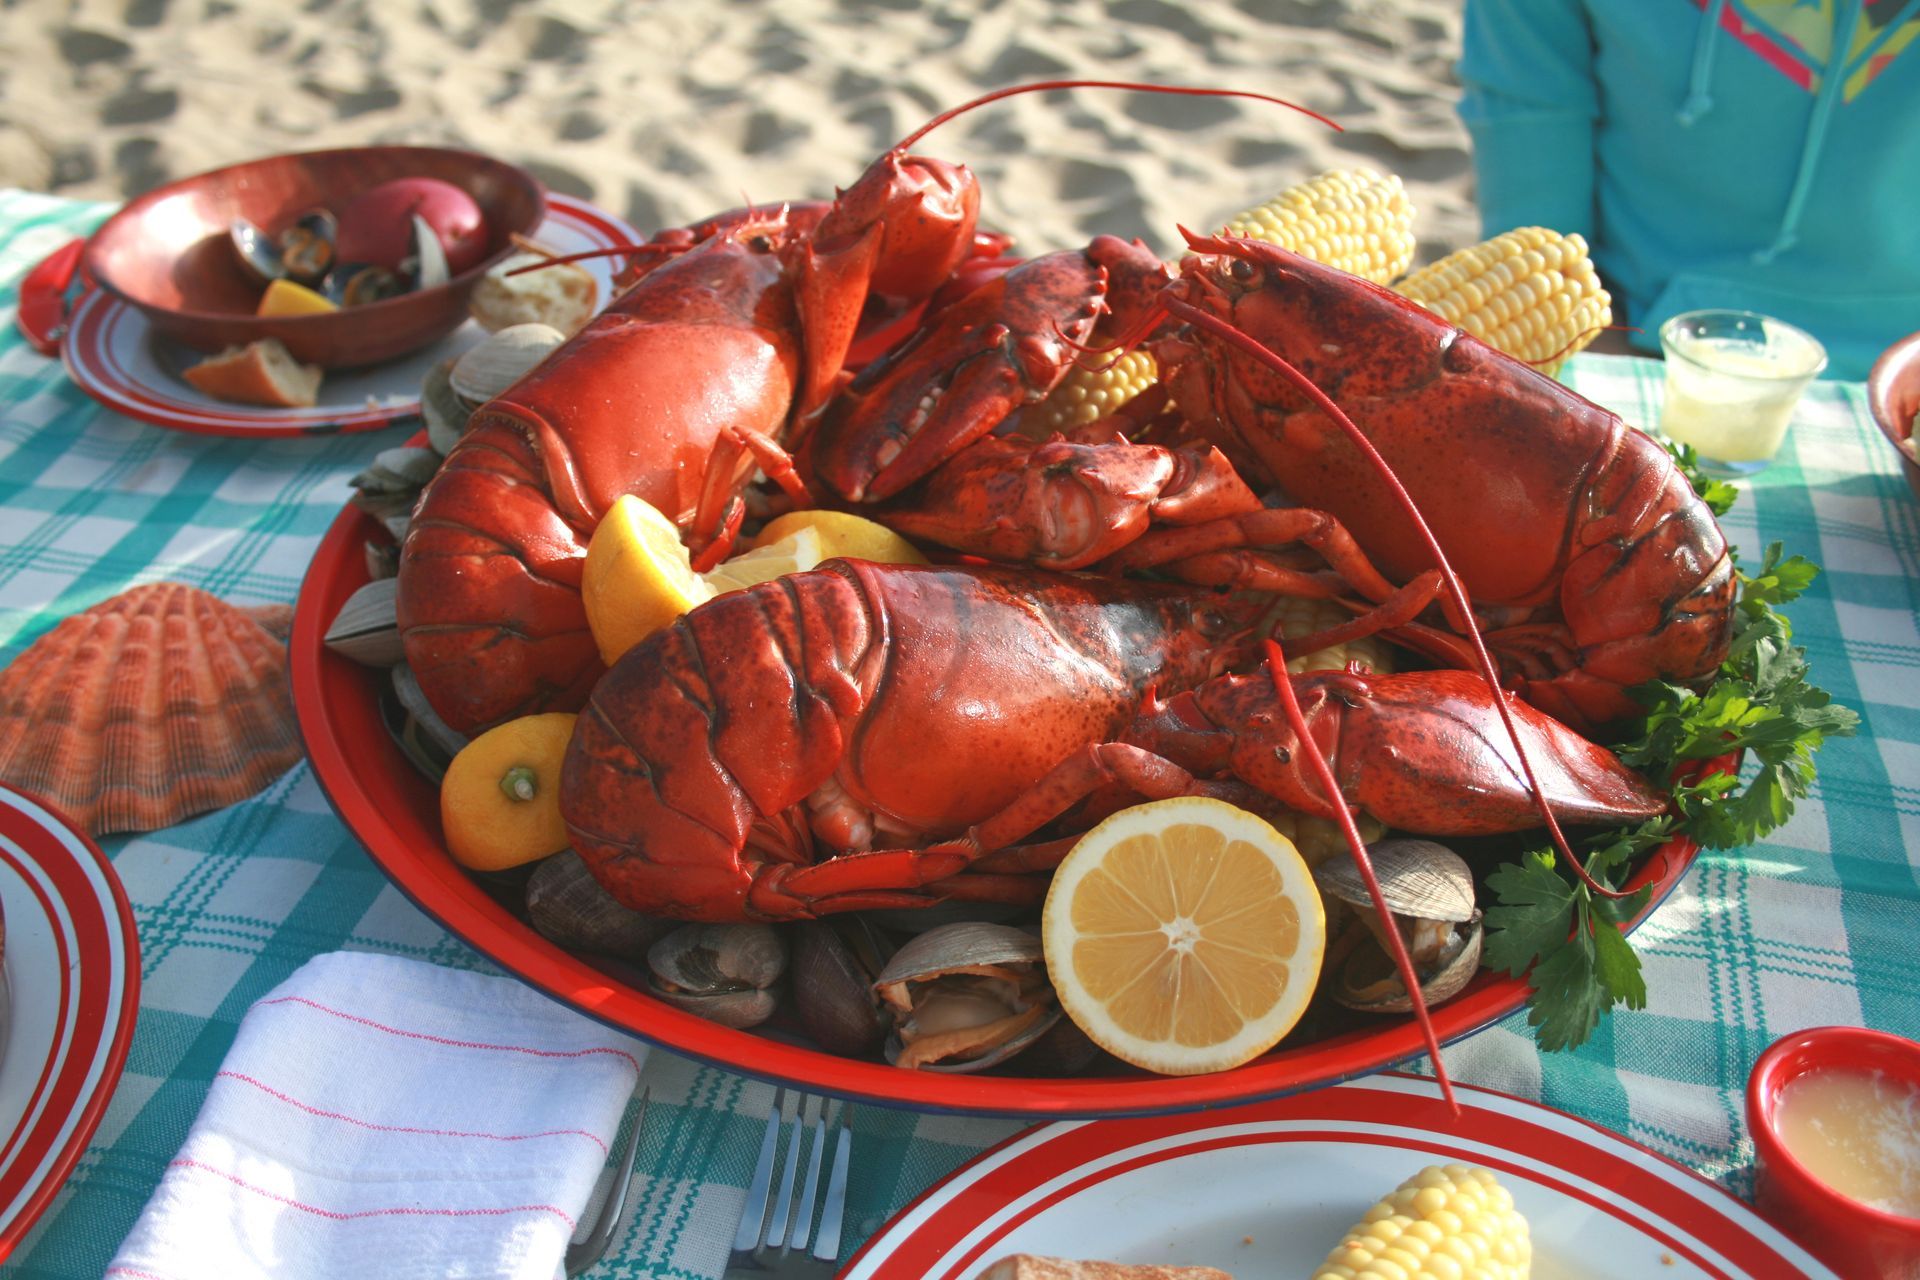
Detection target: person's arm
<box><xmin>1456</xmin><ymin>0</ymin><xmax>1600</xmax><ymax>240</ymax></box>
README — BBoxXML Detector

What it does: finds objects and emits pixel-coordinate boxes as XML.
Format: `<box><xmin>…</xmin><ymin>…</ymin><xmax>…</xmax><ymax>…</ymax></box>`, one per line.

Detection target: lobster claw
<box><xmin>809</xmin><ymin>248</ymin><xmax>1111</xmax><ymax>503</ymax></box>
<box><xmin>1203</xmin><ymin>667</ymin><xmax>1668</xmax><ymax>835</ymax></box>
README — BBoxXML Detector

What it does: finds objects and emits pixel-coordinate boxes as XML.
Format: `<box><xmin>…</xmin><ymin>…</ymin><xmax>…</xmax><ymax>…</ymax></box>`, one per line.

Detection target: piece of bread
<box><xmin>469</xmin><ymin>249</ymin><xmax>598</xmax><ymax>336</ymax></box>
<box><xmin>973</xmin><ymin>1258</ymin><xmax>1234</xmax><ymax>1280</ymax></box>
<box><xmin>181</xmin><ymin>338</ymin><xmax>323</xmax><ymax>408</ymax></box>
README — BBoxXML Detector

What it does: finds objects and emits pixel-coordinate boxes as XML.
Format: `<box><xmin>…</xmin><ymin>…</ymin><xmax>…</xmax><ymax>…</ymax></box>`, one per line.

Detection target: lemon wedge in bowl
<box><xmin>752</xmin><ymin>508</ymin><xmax>928</xmax><ymax>566</ymax></box>
<box><xmin>1042</xmin><ymin>796</ymin><xmax>1326</xmax><ymax>1076</ymax></box>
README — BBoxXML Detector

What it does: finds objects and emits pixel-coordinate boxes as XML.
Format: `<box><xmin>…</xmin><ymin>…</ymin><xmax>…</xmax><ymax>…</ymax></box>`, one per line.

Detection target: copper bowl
<box><xmin>83</xmin><ymin>146</ymin><xmax>545</xmax><ymax>370</ymax></box>
<box><xmin>1868</xmin><ymin>330</ymin><xmax>1920</xmax><ymax>500</ymax></box>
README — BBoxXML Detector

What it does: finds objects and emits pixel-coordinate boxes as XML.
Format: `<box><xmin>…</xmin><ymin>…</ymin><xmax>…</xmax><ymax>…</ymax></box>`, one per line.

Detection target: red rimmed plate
<box><xmin>294</xmin><ymin>493</ymin><xmax>1710</xmax><ymax>1118</ymax></box>
<box><xmin>0</xmin><ymin>784</ymin><xmax>140</xmax><ymax>1260</ymax></box>
<box><xmin>844</xmin><ymin>1073</ymin><xmax>1838</xmax><ymax>1278</ymax></box>
<box><xmin>60</xmin><ymin>193</ymin><xmax>637</xmax><ymax>437</ymax></box>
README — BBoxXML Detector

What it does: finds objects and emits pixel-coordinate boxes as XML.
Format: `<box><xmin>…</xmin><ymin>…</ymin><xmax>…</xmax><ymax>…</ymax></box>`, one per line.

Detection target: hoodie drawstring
<box><xmin>1677</xmin><ymin>0</ymin><xmax>1729</xmax><ymax>126</ymax></box>
<box><xmin>1752</xmin><ymin>0</ymin><xmax>1864</xmax><ymax>264</ymax></box>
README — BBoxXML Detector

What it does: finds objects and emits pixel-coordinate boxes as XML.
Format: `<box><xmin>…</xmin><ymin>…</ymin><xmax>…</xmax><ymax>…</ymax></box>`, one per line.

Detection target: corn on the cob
<box><xmin>1312</xmin><ymin>1164</ymin><xmax>1532</xmax><ymax>1280</ymax></box>
<box><xmin>1024</xmin><ymin>349</ymin><xmax>1160</xmax><ymax>434</ymax></box>
<box><xmin>1220</xmin><ymin>168</ymin><xmax>1417</xmax><ymax>285</ymax></box>
<box><xmin>1396</xmin><ymin>226</ymin><xmax>1611</xmax><ymax>375</ymax></box>
<box><xmin>1257</xmin><ymin>595</ymin><xmax>1397</xmax><ymax>677</ymax></box>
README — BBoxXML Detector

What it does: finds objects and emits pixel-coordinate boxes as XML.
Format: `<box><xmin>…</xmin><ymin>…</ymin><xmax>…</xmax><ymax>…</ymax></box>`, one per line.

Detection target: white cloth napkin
<box><xmin>108</xmin><ymin>951</ymin><xmax>646</xmax><ymax>1280</ymax></box>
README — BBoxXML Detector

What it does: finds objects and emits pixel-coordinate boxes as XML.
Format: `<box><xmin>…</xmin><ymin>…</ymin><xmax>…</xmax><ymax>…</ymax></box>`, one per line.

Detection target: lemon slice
<box><xmin>1042</xmin><ymin>796</ymin><xmax>1326</xmax><ymax>1075</ymax></box>
<box><xmin>702</xmin><ymin>525</ymin><xmax>828</xmax><ymax>595</ymax></box>
<box><xmin>582</xmin><ymin>494</ymin><xmax>717</xmax><ymax>665</ymax></box>
<box><xmin>256</xmin><ymin>278</ymin><xmax>338</xmax><ymax>317</ymax></box>
<box><xmin>751</xmin><ymin>509</ymin><xmax>928</xmax><ymax>565</ymax></box>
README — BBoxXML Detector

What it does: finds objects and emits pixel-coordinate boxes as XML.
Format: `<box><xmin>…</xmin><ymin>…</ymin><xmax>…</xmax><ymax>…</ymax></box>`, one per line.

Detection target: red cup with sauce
<box><xmin>1748</xmin><ymin>1026</ymin><xmax>1920</xmax><ymax>1279</ymax></box>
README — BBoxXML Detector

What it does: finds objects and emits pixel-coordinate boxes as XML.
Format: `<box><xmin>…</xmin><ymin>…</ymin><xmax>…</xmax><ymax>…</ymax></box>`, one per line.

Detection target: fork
<box><xmin>728</xmin><ymin>1088</ymin><xmax>854</xmax><ymax>1273</ymax></box>
<box><xmin>563</xmin><ymin>1085</ymin><xmax>651</xmax><ymax>1278</ymax></box>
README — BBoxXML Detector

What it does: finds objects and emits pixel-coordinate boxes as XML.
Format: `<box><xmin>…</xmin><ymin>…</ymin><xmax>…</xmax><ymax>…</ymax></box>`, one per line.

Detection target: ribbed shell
<box><xmin>0</xmin><ymin>582</ymin><xmax>302</xmax><ymax>834</ymax></box>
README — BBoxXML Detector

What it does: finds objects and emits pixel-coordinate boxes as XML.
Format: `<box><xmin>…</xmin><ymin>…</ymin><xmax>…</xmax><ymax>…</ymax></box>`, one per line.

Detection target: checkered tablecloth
<box><xmin>2</xmin><ymin>187</ymin><xmax>1915</xmax><ymax>1278</ymax></box>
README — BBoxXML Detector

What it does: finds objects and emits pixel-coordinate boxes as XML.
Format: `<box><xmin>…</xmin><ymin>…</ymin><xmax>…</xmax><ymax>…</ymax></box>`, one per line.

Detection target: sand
<box><xmin>0</xmin><ymin>0</ymin><xmax>1478</xmax><ymax>267</ymax></box>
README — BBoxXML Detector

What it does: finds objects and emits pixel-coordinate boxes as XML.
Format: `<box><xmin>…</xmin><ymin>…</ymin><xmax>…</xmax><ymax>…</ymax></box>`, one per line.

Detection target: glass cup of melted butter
<box><xmin>1749</xmin><ymin>1026</ymin><xmax>1920</xmax><ymax>1279</ymax></box>
<box><xmin>1659</xmin><ymin>310</ymin><xmax>1827</xmax><ymax>477</ymax></box>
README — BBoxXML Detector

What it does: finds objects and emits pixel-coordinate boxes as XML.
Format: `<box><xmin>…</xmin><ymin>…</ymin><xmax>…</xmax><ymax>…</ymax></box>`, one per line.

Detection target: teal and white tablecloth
<box><xmin>3</xmin><ymin>187</ymin><xmax>1916</xmax><ymax>1278</ymax></box>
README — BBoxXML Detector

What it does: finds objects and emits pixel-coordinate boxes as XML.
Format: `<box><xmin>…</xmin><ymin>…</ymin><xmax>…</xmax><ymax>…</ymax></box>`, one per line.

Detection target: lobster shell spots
<box><xmin>0</xmin><ymin>582</ymin><xmax>302</xmax><ymax>834</ymax></box>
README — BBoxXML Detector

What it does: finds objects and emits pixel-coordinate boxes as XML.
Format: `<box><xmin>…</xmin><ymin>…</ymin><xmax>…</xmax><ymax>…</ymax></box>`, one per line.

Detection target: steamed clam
<box><xmin>1314</xmin><ymin>838</ymin><xmax>1484</xmax><ymax>1014</ymax></box>
<box><xmin>646</xmin><ymin>923</ymin><xmax>787</xmax><ymax>1030</ymax></box>
<box><xmin>871</xmin><ymin>922</ymin><xmax>1060</xmax><ymax>1072</ymax></box>
<box><xmin>792</xmin><ymin>919</ymin><xmax>892</xmax><ymax>1058</ymax></box>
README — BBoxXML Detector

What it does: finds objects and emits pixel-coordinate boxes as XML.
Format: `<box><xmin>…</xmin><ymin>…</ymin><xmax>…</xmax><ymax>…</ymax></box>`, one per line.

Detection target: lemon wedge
<box><xmin>751</xmin><ymin>509</ymin><xmax>928</xmax><ymax>566</ymax></box>
<box><xmin>582</xmin><ymin>494</ymin><xmax>717</xmax><ymax>665</ymax></box>
<box><xmin>1041</xmin><ymin>796</ymin><xmax>1326</xmax><ymax>1076</ymax></box>
<box><xmin>256</xmin><ymin>278</ymin><xmax>338</xmax><ymax>317</ymax></box>
<box><xmin>440</xmin><ymin>712</ymin><xmax>577</xmax><ymax>871</ymax></box>
<box><xmin>585</xmin><ymin>500</ymin><xmax>931</xmax><ymax>665</ymax></box>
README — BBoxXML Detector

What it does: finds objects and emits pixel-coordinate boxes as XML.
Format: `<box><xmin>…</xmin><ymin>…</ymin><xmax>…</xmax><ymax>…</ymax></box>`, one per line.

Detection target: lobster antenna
<box><xmin>1262</xmin><ymin>636</ymin><xmax>1460</xmax><ymax>1117</ymax></box>
<box><xmin>1161</xmin><ymin>292</ymin><xmax>1636</xmax><ymax>904</ymax></box>
<box><xmin>890</xmin><ymin>81</ymin><xmax>1341</xmax><ymax>154</ymax></box>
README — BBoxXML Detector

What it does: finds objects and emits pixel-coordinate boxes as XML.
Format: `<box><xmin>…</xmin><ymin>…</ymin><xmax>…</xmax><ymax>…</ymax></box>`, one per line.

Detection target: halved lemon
<box><xmin>702</xmin><ymin>524</ymin><xmax>828</xmax><ymax>595</ymax></box>
<box><xmin>1041</xmin><ymin>796</ymin><xmax>1326</xmax><ymax>1076</ymax></box>
<box><xmin>751</xmin><ymin>508</ymin><xmax>928</xmax><ymax>566</ymax></box>
<box><xmin>582</xmin><ymin>494</ymin><xmax>716</xmax><ymax>665</ymax></box>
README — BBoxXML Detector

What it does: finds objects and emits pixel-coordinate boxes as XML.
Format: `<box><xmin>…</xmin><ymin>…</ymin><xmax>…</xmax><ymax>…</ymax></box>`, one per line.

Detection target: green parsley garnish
<box><xmin>1483</xmin><ymin>481</ymin><xmax>1859</xmax><ymax>1050</ymax></box>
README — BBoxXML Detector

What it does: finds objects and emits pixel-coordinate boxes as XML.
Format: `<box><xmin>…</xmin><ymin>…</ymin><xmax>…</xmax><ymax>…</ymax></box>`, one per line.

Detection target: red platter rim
<box><xmin>292</xmin><ymin>497</ymin><xmax>1709</xmax><ymax>1118</ymax></box>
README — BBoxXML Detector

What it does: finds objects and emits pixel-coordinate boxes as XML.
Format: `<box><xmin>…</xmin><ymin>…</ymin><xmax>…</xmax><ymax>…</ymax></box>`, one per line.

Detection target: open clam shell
<box><xmin>1313</xmin><ymin>838</ymin><xmax>1476</xmax><ymax>923</ymax></box>
<box><xmin>0</xmin><ymin>582</ymin><xmax>301</xmax><ymax>834</ymax></box>
<box><xmin>1334</xmin><ymin>914</ymin><xmax>1485</xmax><ymax>1014</ymax></box>
<box><xmin>872</xmin><ymin>922</ymin><xmax>1061</xmax><ymax>1073</ymax></box>
<box><xmin>324</xmin><ymin>577</ymin><xmax>402</xmax><ymax>667</ymax></box>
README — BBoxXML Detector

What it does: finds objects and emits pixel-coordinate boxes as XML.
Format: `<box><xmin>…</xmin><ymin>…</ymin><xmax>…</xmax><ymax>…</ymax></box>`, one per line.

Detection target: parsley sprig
<box><xmin>1483</xmin><ymin>448</ymin><xmax>1859</xmax><ymax>1051</ymax></box>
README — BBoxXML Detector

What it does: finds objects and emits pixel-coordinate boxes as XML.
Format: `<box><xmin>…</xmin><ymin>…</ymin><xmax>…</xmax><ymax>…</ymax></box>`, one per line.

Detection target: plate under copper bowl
<box><xmin>1868</xmin><ymin>330</ymin><xmax>1920</xmax><ymax>500</ymax></box>
<box><xmin>84</xmin><ymin>146</ymin><xmax>545</xmax><ymax>370</ymax></box>
<box><xmin>292</xmin><ymin>491</ymin><xmax>1726</xmax><ymax>1118</ymax></box>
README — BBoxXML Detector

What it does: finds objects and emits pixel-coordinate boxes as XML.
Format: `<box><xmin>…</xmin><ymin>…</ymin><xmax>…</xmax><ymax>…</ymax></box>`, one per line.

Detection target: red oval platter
<box><xmin>0</xmin><ymin>784</ymin><xmax>140</xmax><ymax>1258</ymax></box>
<box><xmin>293</xmin><ymin>501</ymin><xmax>1709</xmax><ymax>1118</ymax></box>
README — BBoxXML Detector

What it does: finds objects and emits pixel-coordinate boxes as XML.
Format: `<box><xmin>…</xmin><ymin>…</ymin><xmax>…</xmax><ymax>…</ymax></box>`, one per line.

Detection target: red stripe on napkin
<box><xmin>218</xmin><ymin>1071</ymin><xmax>613</xmax><ymax>1154</ymax></box>
<box><xmin>253</xmin><ymin>996</ymin><xmax>644</xmax><ymax>1071</ymax></box>
<box><xmin>167</xmin><ymin>1159</ymin><xmax>578</xmax><ymax>1228</ymax></box>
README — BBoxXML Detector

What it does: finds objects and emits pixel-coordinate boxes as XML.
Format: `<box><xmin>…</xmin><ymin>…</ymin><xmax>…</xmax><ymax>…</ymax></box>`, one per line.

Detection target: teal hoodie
<box><xmin>1458</xmin><ymin>0</ymin><xmax>1920</xmax><ymax>380</ymax></box>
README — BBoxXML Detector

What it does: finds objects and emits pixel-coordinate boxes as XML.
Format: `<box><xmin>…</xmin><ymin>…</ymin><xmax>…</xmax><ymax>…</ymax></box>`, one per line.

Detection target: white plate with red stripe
<box><xmin>0</xmin><ymin>783</ymin><xmax>139</xmax><ymax>1260</ymax></box>
<box><xmin>60</xmin><ymin>192</ymin><xmax>638</xmax><ymax>437</ymax></box>
<box><xmin>843</xmin><ymin>1073</ymin><xmax>1838</xmax><ymax>1279</ymax></box>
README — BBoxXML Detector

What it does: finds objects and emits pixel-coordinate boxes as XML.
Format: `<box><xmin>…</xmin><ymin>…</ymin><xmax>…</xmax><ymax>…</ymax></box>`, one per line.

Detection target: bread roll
<box><xmin>973</xmin><ymin>1257</ymin><xmax>1233</xmax><ymax>1280</ymax></box>
<box><xmin>181</xmin><ymin>338</ymin><xmax>323</xmax><ymax>408</ymax></box>
<box><xmin>469</xmin><ymin>250</ymin><xmax>598</xmax><ymax>336</ymax></box>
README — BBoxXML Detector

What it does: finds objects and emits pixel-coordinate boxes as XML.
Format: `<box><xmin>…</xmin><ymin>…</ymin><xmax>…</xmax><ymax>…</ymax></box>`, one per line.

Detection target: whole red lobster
<box><xmin>560</xmin><ymin>559</ymin><xmax>1664</xmax><ymax>922</ymax></box>
<box><xmin>395</xmin><ymin>81</ymin><xmax>1322</xmax><ymax>737</ymax></box>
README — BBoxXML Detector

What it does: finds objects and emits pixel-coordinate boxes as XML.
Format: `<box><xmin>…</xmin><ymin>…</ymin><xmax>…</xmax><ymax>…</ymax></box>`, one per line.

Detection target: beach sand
<box><xmin>0</xmin><ymin>0</ymin><xmax>1478</xmax><ymax>265</ymax></box>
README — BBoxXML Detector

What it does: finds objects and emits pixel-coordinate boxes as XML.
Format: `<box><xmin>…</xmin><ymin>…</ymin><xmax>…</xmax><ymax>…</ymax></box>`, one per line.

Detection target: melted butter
<box><xmin>1660</xmin><ymin>332</ymin><xmax>1821</xmax><ymax>463</ymax></box>
<box><xmin>1775</xmin><ymin>1068</ymin><xmax>1920</xmax><ymax>1217</ymax></box>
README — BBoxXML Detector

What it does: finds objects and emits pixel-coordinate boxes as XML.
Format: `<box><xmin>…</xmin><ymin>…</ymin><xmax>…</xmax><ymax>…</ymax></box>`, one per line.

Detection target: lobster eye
<box><xmin>1229</xmin><ymin>258</ymin><xmax>1258</xmax><ymax>284</ymax></box>
<box><xmin>748</xmin><ymin>234</ymin><xmax>774</xmax><ymax>253</ymax></box>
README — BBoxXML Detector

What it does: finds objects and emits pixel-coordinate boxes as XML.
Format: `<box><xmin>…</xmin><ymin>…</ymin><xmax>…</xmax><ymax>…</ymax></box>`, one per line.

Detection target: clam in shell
<box><xmin>448</xmin><ymin>323</ymin><xmax>566</xmax><ymax>406</ymax></box>
<box><xmin>646</xmin><ymin>923</ymin><xmax>788</xmax><ymax>1030</ymax></box>
<box><xmin>792</xmin><ymin>919</ymin><xmax>892</xmax><ymax>1058</ymax></box>
<box><xmin>871</xmin><ymin>922</ymin><xmax>1060</xmax><ymax>1073</ymax></box>
<box><xmin>526</xmin><ymin>850</ymin><xmax>680</xmax><ymax>960</ymax></box>
<box><xmin>324</xmin><ymin>577</ymin><xmax>402</xmax><ymax>668</ymax></box>
<box><xmin>1314</xmin><ymin>838</ymin><xmax>1484</xmax><ymax>1014</ymax></box>
<box><xmin>0</xmin><ymin>582</ymin><xmax>302</xmax><ymax>834</ymax></box>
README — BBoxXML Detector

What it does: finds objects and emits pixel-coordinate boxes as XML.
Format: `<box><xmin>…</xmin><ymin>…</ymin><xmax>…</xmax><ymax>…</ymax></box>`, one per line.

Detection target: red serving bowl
<box><xmin>293</xmin><ymin>500</ymin><xmax>1717</xmax><ymax>1118</ymax></box>
<box><xmin>83</xmin><ymin>146</ymin><xmax>545</xmax><ymax>370</ymax></box>
<box><xmin>1748</xmin><ymin>1026</ymin><xmax>1920</xmax><ymax>1279</ymax></box>
<box><xmin>1868</xmin><ymin>330</ymin><xmax>1920</xmax><ymax>500</ymax></box>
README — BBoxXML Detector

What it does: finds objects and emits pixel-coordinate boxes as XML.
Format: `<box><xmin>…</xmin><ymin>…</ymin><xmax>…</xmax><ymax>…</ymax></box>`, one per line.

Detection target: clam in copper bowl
<box><xmin>83</xmin><ymin>146</ymin><xmax>545</xmax><ymax>370</ymax></box>
<box><xmin>1868</xmin><ymin>329</ymin><xmax>1920</xmax><ymax>501</ymax></box>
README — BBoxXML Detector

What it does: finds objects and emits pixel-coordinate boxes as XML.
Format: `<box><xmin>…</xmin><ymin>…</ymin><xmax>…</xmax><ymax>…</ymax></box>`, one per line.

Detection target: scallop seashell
<box><xmin>449</xmin><ymin>323</ymin><xmax>565</xmax><ymax>405</ymax></box>
<box><xmin>0</xmin><ymin>582</ymin><xmax>302</xmax><ymax>835</ymax></box>
<box><xmin>1313</xmin><ymin>838</ymin><xmax>1476</xmax><ymax>923</ymax></box>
